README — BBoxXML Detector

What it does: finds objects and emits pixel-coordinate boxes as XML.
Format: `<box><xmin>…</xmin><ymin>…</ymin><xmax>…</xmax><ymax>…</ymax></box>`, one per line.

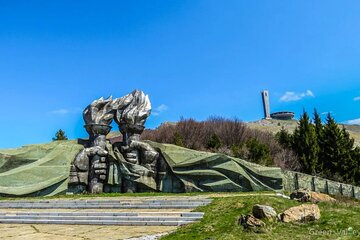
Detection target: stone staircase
<box><xmin>0</xmin><ymin>197</ymin><xmax>211</xmax><ymax>226</ymax></box>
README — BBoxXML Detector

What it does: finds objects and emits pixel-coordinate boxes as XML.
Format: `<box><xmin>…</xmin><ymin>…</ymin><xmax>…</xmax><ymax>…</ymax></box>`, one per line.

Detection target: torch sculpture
<box><xmin>69</xmin><ymin>90</ymin><xmax>160</xmax><ymax>194</ymax></box>
<box><xmin>82</xmin><ymin>97</ymin><xmax>115</xmax><ymax>193</ymax></box>
<box><xmin>114</xmin><ymin>90</ymin><xmax>158</xmax><ymax>192</ymax></box>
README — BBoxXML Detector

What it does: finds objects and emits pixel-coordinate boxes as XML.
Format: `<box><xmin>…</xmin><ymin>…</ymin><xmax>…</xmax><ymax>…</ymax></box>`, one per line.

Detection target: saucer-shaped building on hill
<box><xmin>270</xmin><ymin>111</ymin><xmax>295</xmax><ymax>120</ymax></box>
<box><xmin>261</xmin><ymin>90</ymin><xmax>295</xmax><ymax>120</ymax></box>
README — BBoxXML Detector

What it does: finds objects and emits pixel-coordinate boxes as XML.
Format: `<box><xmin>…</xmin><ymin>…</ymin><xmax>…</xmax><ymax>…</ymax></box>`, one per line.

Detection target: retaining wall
<box><xmin>282</xmin><ymin>170</ymin><xmax>360</xmax><ymax>199</ymax></box>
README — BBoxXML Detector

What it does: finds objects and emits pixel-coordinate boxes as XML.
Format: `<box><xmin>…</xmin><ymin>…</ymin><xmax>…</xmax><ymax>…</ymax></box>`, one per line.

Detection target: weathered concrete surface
<box><xmin>0</xmin><ymin>196</ymin><xmax>210</xmax><ymax>239</ymax></box>
<box><xmin>0</xmin><ymin>224</ymin><xmax>175</xmax><ymax>240</ymax></box>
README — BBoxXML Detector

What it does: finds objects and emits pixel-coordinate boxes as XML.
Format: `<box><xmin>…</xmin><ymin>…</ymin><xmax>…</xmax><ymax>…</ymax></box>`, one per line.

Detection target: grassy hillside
<box><xmin>247</xmin><ymin>119</ymin><xmax>360</xmax><ymax>147</ymax></box>
<box><xmin>162</xmin><ymin>193</ymin><xmax>360</xmax><ymax>240</ymax></box>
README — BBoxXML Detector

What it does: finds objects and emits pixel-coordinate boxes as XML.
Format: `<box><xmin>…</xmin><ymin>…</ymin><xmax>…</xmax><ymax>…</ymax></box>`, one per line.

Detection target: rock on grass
<box><xmin>279</xmin><ymin>204</ymin><xmax>320</xmax><ymax>223</ymax></box>
<box><xmin>252</xmin><ymin>204</ymin><xmax>277</xmax><ymax>220</ymax></box>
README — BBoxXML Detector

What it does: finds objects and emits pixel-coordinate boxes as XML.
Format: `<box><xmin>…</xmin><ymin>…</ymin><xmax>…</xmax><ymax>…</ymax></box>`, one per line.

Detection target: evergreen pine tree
<box><xmin>353</xmin><ymin>147</ymin><xmax>360</xmax><ymax>185</ymax></box>
<box><xmin>339</xmin><ymin>126</ymin><xmax>357</xmax><ymax>183</ymax></box>
<box><xmin>322</xmin><ymin>113</ymin><xmax>341</xmax><ymax>176</ymax></box>
<box><xmin>206</xmin><ymin>133</ymin><xmax>222</xmax><ymax>150</ymax></box>
<box><xmin>313</xmin><ymin>109</ymin><xmax>324</xmax><ymax>172</ymax></box>
<box><xmin>313</xmin><ymin>109</ymin><xmax>323</xmax><ymax>138</ymax></box>
<box><xmin>245</xmin><ymin>138</ymin><xmax>273</xmax><ymax>166</ymax></box>
<box><xmin>292</xmin><ymin>111</ymin><xmax>319</xmax><ymax>174</ymax></box>
<box><xmin>275</xmin><ymin>126</ymin><xmax>292</xmax><ymax>149</ymax></box>
<box><xmin>173</xmin><ymin>131</ymin><xmax>184</xmax><ymax>147</ymax></box>
<box><xmin>321</xmin><ymin>113</ymin><xmax>342</xmax><ymax>177</ymax></box>
<box><xmin>53</xmin><ymin>129</ymin><xmax>68</xmax><ymax>141</ymax></box>
<box><xmin>321</xmin><ymin>114</ymin><xmax>358</xmax><ymax>183</ymax></box>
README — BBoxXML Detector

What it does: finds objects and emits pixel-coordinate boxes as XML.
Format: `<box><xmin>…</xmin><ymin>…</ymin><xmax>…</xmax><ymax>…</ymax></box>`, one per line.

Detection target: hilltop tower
<box><xmin>261</xmin><ymin>90</ymin><xmax>271</xmax><ymax>119</ymax></box>
<box><xmin>260</xmin><ymin>90</ymin><xmax>295</xmax><ymax>120</ymax></box>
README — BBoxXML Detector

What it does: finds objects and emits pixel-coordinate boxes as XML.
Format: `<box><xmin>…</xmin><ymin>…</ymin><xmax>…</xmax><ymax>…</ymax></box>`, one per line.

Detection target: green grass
<box><xmin>162</xmin><ymin>195</ymin><xmax>360</xmax><ymax>240</ymax></box>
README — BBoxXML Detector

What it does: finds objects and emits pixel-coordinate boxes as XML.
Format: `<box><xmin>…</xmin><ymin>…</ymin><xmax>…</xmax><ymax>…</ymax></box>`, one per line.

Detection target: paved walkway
<box><xmin>0</xmin><ymin>224</ymin><xmax>175</xmax><ymax>240</ymax></box>
<box><xmin>0</xmin><ymin>196</ymin><xmax>212</xmax><ymax>240</ymax></box>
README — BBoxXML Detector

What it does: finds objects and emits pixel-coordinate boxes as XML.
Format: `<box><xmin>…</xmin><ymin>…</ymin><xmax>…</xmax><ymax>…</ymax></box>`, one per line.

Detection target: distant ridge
<box><xmin>247</xmin><ymin>119</ymin><xmax>360</xmax><ymax>147</ymax></box>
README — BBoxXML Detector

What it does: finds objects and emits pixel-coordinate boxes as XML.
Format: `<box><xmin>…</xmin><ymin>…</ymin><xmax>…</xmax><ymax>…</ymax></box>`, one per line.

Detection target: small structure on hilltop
<box><xmin>261</xmin><ymin>90</ymin><xmax>294</xmax><ymax>120</ymax></box>
<box><xmin>270</xmin><ymin>111</ymin><xmax>295</xmax><ymax>120</ymax></box>
<box><xmin>261</xmin><ymin>90</ymin><xmax>271</xmax><ymax>119</ymax></box>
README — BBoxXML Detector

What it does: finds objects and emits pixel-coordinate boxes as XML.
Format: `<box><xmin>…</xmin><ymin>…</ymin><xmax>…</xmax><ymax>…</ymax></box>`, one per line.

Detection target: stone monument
<box><xmin>69</xmin><ymin>90</ymin><xmax>164</xmax><ymax>193</ymax></box>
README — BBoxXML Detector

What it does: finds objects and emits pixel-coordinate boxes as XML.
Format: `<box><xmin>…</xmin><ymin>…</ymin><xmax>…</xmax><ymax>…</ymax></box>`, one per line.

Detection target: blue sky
<box><xmin>1</xmin><ymin>0</ymin><xmax>360</xmax><ymax>148</ymax></box>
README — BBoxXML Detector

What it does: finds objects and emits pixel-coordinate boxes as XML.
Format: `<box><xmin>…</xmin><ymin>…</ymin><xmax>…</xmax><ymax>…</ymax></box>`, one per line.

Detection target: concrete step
<box><xmin>0</xmin><ymin>215</ymin><xmax>201</xmax><ymax>221</ymax></box>
<box><xmin>0</xmin><ymin>204</ymin><xmax>206</xmax><ymax>209</ymax></box>
<box><xmin>0</xmin><ymin>211</ymin><xmax>204</xmax><ymax>217</ymax></box>
<box><xmin>0</xmin><ymin>198</ymin><xmax>212</xmax><ymax>202</ymax></box>
<box><xmin>0</xmin><ymin>199</ymin><xmax>212</xmax><ymax>204</ymax></box>
<box><xmin>0</xmin><ymin>198</ymin><xmax>211</xmax><ymax>226</ymax></box>
<box><xmin>0</xmin><ymin>211</ymin><xmax>205</xmax><ymax>226</ymax></box>
<box><xmin>0</xmin><ymin>199</ymin><xmax>212</xmax><ymax>209</ymax></box>
<box><xmin>0</xmin><ymin>218</ymin><xmax>195</xmax><ymax>226</ymax></box>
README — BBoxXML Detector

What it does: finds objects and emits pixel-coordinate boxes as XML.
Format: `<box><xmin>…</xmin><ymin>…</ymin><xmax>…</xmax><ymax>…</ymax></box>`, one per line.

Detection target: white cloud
<box><xmin>152</xmin><ymin>104</ymin><xmax>168</xmax><ymax>116</ymax></box>
<box><xmin>344</xmin><ymin>118</ymin><xmax>360</xmax><ymax>125</ymax></box>
<box><xmin>279</xmin><ymin>90</ymin><xmax>315</xmax><ymax>102</ymax></box>
<box><xmin>156</xmin><ymin>104</ymin><xmax>168</xmax><ymax>112</ymax></box>
<box><xmin>49</xmin><ymin>109</ymin><xmax>70</xmax><ymax>115</ymax></box>
<box><xmin>305</xmin><ymin>90</ymin><xmax>314</xmax><ymax>97</ymax></box>
<box><xmin>321</xmin><ymin>111</ymin><xmax>333</xmax><ymax>115</ymax></box>
<box><xmin>48</xmin><ymin>108</ymin><xmax>82</xmax><ymax>115</ymax></box>
<box><xmin>354</xmin><ymin>96</ymin><xmax>360</xmax><ymax>101</ymax></box>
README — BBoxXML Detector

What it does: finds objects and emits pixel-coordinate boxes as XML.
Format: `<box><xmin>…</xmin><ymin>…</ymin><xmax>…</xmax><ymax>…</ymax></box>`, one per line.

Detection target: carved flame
<box><xmin>115</xmin><ymin>90</ymin><xmax>151</xmax><ymax>126</ymax></box>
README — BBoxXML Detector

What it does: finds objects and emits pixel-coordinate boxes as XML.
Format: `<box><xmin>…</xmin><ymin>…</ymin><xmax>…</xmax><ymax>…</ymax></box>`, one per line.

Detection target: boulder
<box><xmin>238</xmin><ymin>214</ymin><xmax>266</xmax><ymax>232</ymax></box>
<box><xmin>290</xmin><ymin>189</ymin><xmax>311</xmax><ymax>202</ymax></box>
<box><xmin>290</xmin><ymin>189</ymin><xmax>336</xmax><ymax>203</ymax></box>
<box><xmin>280</xmin><ymin>204</ymin><xmax>320</xmax><ymax>223</ymax></box>
<box><xmin>252</xmin><ymin>204</ymin><xmax>277</xmax><ymax>219</ymax></box>
<box><xmin>309</xmin><ymin>192</ymin><xmax>336</xmax><ymax>203</ymax></box>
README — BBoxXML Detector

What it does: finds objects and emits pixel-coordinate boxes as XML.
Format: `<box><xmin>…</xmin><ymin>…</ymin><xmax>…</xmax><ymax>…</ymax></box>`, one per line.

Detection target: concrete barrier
<box><xmin>282</xmin><ymin>170</ymin><xmax>360</xmax><ymax>199</ymax></box>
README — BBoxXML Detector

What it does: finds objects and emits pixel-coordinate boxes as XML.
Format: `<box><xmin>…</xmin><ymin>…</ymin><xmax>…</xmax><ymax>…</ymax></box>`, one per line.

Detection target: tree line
<box><xmin>276</xmin><ymin>110</ymin><xmax>360</xmax><ymax>185</ymax></box>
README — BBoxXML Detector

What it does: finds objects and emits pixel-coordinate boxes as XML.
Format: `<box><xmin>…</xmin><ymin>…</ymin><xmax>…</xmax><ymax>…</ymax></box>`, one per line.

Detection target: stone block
<box><xmin>93</xmin><ymin>163</ymin><xmax>107</xmax><ymax>169</ymax></box>
<box><xmin>77</xmin><ymin>172</ymin><xmax>88</xmax><ymax>184</ymax></box>
<box><xmin>95</xmin><ymin>169</ymin><xmax>106</xmax><ymax>175</ymax></box>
